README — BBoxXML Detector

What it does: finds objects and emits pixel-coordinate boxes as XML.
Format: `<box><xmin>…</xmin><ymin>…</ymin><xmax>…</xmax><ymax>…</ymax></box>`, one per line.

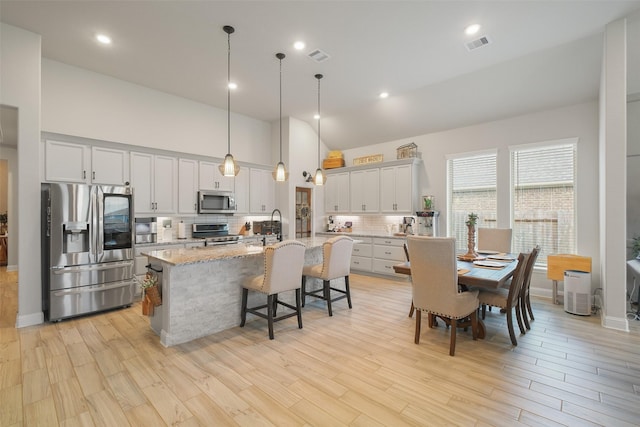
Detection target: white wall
<box><xmin>343</xmin><ymin>102</ymin><xmax>601</xmax><ymax>296</ymax></box>
<box><xmin>42</xmin><ymin>59</ymin><xmax>272</xmax><ymax>164</ymax></box>
<box><xmin>1</xmin><ymin>23</ymin><xmax>43</xmax><ymax>327</ymax></box>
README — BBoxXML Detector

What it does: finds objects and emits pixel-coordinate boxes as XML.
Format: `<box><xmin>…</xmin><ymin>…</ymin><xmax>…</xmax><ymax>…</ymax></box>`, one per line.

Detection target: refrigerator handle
<box><xmin>95</xmin><ymin>187</ymin><xmax>104</xmax><ymax>257</ymax></box>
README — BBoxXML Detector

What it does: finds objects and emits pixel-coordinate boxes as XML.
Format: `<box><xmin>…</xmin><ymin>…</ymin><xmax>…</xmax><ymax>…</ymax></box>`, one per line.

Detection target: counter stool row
<box><xmin>240</xmin><ymin>236</ymin><xmax>354</xmax><ymax>339</ymax></box>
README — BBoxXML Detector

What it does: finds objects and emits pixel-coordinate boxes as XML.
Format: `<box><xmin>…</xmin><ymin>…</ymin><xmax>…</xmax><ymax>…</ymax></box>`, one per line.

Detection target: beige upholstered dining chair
<box><xmin>407</xmin><ymin>236</ymin><xmax>479</xmax><ymax>356</ymax></box>
<box><xmin>520</xmin><ymin>245</ymin><xmax>540</xmax><ymax>330</ymax></box>
<box><xmin>302</xmin><ymin>236</ymin><xmax>354</xmax><ymax>316</ymax></box>
<box><xmin>477</xmin><ymin>252</ymin><xmax>530</xmax><ymax>346</ymax></box>
<box><xmin>477</xmin><ymin>227</ymin><xmax>513</xmax><ymax>253</ymax></box>
<box><xmin>240</xmin><ymin>240</ymin><xmax>306</xmax><ymax>339</ymax></box>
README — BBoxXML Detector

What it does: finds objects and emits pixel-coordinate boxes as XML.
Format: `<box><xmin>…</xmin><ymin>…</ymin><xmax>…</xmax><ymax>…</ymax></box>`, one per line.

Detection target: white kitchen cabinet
<box><xmin>325</xmin><ymin>171</ymin><xmax>350</xmax><ymax>213</ymax></box>
<box><xmin>45</xmin><ymin>140</ymin><xmax>129</xmax><ymax>185</ymax></box>
<box><xmin>380</xmin><ymin>163</ymin><xmax>414</xmax><ymax>213</ymax></box>
<box><xmin>45</xmin><ymin>140</ymin><xmax>90</xmax><ymax>183</ymax></box>
<box><xmin>178</xmin><ymin>158</ymin><xmax>199</xmax><ymax>214</ymax></box>
<box><xmin>249</xmin><ymin>168</ymin><xmax>275</xmax><ymax>213</ymax></box>
<box><xmin>130</xmin><ymin>152</ymin><xmax>177</xmax><ymax>215</ymax></box>
<box><xmin>350</xmin><ymin>169</ymin><xmax>379</xmax><ymax>213</ymax></box>
<box><xmin>91</xmin><ymin>146</ymin><xmax>129</xmax><ymax>185</ymax></box>
<box><xmin>199</xmin><ymin>161</ymin><xmax>234</xmax><ymax>192</ymax></box>
<box><xmin>234</xmin><ymin>168</ymin><xmax>250</xmax><ymax>214</ymax></box>
<box><xmin>372</xmin><ymin>237</ymin><xmax>406</xmax><ymax>276</ymax></box>
<box><xmin>350</xmin><ymin>237</ymin><xmax>373</xmax><ymax>272</ymax></box>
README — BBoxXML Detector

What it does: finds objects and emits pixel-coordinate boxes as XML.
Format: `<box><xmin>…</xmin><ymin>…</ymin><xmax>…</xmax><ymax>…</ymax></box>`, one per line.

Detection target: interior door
<box><xmin>296</xmin><ymin>187</ymin><xmax>312</xmax><ymax>238</ymax></box>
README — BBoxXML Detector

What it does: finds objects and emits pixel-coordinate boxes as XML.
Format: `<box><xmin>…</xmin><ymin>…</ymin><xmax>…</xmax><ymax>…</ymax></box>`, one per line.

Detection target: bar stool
<box><xmin>240</xmin><ymin>240</ymin><xmax>306</xmax><ymax>339</ymax></box>
<box><xmin>302</xmin><ymin>236</ymin><xmax>354</xmax><ymax>316</ymax></box>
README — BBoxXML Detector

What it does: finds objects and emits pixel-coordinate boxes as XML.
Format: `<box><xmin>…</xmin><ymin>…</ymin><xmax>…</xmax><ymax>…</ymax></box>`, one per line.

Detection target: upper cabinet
<box><xmin>249</xmin><ymin>168</ymin><xmax>275</xmax><ymax>214</ymax></box>
<box><xmin>350</xmin><ymin>169</ymin><xmax>379</xmax><ymax>213</ymax></box>
<box><xmin>234</xmin><ymin>168</ymin><xmax>250</xmax><ymax>214</ymax></box>
<box><xmin>324</xmin><ymin>171</ymin><xmax>350</xmax><ymax>213</ymax></box>
<box><xmin>130</xmin><ymin>152</ymin><xmax>177</xmax><ymax>215</ymax></box>
<box><xmin>380</xmin><ymin>163</ymin><xmax>415</xmax><ymax>213</ymax></box>
<box><xmin>178</xmin><ymin>158</ymin><xmax>199</xmax><ymax>214</ymax></box>
<box><xmin>199</xmin><ymin>161</ymin><xmax>234</xmax><ymax>192</ymax></box>
<box><xmin>44</xmin><ymin>140</ymin><xmax>128</xmax><ymax>185</ymax></box>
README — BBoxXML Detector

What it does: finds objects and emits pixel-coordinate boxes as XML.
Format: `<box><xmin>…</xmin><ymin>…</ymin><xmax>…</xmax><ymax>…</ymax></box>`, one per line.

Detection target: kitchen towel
<box><xmin>178</xmin><ymin>222</ymin><xmax>186</xmax><ymax>239</ymax></box>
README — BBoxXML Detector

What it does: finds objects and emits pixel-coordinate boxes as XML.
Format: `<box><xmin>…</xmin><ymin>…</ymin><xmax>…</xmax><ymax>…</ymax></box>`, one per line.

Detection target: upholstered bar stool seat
<box><xmin>302</xmin><ymin>236</ymin><xmax>354</xmax><ymax>316</ymax></box>
<box><xmin>241</xmin><ymin>240</ymin><xmax>306</xmax><ymax>339</ymax></box>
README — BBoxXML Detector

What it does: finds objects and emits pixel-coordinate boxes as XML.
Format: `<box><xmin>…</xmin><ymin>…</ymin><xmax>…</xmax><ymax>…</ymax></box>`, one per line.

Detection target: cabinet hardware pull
<box><xmin>83</xmin><ymin>171</ymin><xmax>86</xmax><ymax>179</ymax></box>
<box><xmin>92</xmin><ymin>171</ymin><xmax>96</xmax><ymax>180</ymax></box>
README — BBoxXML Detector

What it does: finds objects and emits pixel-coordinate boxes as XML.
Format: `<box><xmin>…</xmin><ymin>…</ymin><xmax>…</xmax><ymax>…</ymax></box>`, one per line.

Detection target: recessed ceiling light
<box><xmin>228</xmin><ymin>82</ymin><xmax>237</xmax><ymax>90</ymax></box>
<box><xmin>314</xmin><ymin>113</ymin><xmax>320</xmax><ymax>120</ymax></box>
<box><xmin>96</xmin><ymin>34</ymin><xmax>112</xmax><ymax>45</ymax></box>
<box><xmin>294</xmin><ymin>41</ymin><xmax>305</xmax><ymax>50</ymax></box>
<box><xmin>465</xmin><ymin>24</ymin><xmax>481</xmax><ymax>36</ymax></box>
<box><xmin>379</xmin><ymin>92</ymin><xmax>389</xmax><ymax>99</ymax></box>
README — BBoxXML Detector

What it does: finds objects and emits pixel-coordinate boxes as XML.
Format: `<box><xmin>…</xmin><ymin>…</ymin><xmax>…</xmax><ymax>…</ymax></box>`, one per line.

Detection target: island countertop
<box><xmin>143</xmin><ymin>236</ymin><xmax>345</xmax><ymax>266</ymax></box>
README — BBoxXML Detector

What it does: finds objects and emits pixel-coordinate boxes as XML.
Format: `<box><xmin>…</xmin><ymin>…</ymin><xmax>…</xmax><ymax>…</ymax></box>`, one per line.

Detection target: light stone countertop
<box><xmin>143</xmin><ymin>236</ymin><xmax>348</xmax><ymax>266</ymax></box>
<box><xmin>316</xmin><ymin>231</ymin><xmax>408</xmax><ymax>239</ymax></box>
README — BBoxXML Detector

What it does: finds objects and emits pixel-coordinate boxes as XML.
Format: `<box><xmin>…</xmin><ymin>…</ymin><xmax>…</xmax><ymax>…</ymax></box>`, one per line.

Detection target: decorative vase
<box><xmin>461</xmin><ymin>224</ymin><xmax>479</xmax><ymax>260</ymax></box>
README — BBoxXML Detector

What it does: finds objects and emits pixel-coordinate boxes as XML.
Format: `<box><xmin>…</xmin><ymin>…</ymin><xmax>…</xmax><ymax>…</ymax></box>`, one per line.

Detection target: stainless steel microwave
<box><xmin>198</xmin><ymin>190</ymin><xmax>236</xmax><ymax>214</ymax></box>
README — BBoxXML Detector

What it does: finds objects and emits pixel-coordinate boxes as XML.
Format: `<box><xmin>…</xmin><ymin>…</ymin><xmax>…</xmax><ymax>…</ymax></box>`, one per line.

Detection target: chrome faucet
<box><xmin>271</xmin><ymin>208</ymin><xmax>283</xmax><ymax>242</ymax></box>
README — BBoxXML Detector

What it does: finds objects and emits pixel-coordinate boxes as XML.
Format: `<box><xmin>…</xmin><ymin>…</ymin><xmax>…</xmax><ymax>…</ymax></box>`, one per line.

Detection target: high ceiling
<box><xmin>1</xmin><ymin>1</ymin><xmax>639</xmax><ymax>150</ymax></box>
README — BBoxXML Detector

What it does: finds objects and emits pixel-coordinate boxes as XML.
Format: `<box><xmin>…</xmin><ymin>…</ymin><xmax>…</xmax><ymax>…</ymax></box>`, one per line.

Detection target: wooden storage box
<box><xmin>323</xmin><ymin>158</ymin><xmax>345</xmax><ymax>169</ymax></box>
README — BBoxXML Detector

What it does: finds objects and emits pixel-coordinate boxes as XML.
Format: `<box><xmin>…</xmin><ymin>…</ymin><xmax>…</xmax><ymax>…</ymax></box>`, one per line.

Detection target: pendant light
<box><xmin>314</xmin><ymin>73</ymin><xmax>327</xmax><ymax>186</ymax></box>
<box><xmin>272</xmin><ymin>53</ymin><xmax>289</xmax><ymax>182</ymax></box>
<box><xmin>219</xmin><ymin>25</ymin><xmax>240</xmax><ymax>177</ymax></box>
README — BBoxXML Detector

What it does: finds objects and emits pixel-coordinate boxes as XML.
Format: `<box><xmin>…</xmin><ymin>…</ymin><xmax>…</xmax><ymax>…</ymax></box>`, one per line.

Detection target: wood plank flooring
<box><xmin>1</xmin><ymin>266</ymin><xmax>639</xmax><ymax>426</ymax></box>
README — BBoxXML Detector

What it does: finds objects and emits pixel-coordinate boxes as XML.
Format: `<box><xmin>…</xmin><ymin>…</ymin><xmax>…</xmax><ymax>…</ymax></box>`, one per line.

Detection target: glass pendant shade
<box><xmin>219</xmin><ymin>154</ymin><xmax>239</xmax><ymax>177</ymax></box>
<box><xmin>314</xmin><ymin>167</ymin><xmax>326</xmax><ymax>185</ymax></box>
<box><xmin>272</xmin><ymin>161</ymin><xmax>289</xmax><ymax>181</ymax></box>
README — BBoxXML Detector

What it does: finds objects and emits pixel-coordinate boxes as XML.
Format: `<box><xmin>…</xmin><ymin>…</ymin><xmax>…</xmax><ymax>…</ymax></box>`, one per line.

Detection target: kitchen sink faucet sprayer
<box><xmin>271</xmin><ymin>208</ymin><xmax>283</xmax><ymax>242</ymax></box>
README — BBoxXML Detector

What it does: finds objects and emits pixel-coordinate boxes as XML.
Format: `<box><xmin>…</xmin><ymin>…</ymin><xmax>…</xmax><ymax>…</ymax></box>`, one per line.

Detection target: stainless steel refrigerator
<box><xmin>41</xmin><ymin>183</ymin><xmax>135</xmax><ymax>321</ymax></box>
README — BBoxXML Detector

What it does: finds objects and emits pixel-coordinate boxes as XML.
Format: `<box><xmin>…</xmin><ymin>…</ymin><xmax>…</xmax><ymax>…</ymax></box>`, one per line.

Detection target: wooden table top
<box><xmin>393</xmin><ymin>257</ymin><xmax>519</xmax><ymax>289</ymax></box>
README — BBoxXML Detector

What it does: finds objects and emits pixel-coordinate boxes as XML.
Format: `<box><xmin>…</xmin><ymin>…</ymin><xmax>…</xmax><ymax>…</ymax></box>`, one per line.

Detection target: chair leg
<box><xmin>515</xmin><ymin>303</ymin><xmax>526</xmax><ymax>335</ymax></box>
<box><xmin>506</xmin><ymin>308</ymin><xmax>518</xmax><ymax>346</ymax></box>
<box><xmin>267</xmin><ymin>294</ymin><xmax>275</xmax><ymax>340</ymax></box>
<box><xmin>428</xmin><ymin>312</ymin><xmax>434</xmax><ymax>328</ymax></box>
<box><xmin>301</xmin><ymin>276</ymin><xmax>306</xmax><ymax>307</ymax></box>
<box><xmin>526</xmin><ymin>294</ymin><xmax>535</xmax><ymax>321</ymax></box>
<box><xmin>344</xmin><ymin>276</ymin><xmax>352</xmax><ymax>309</ymax></box>
<box><xmin>470</xmin><ymin>311</ymin><xmax>478</xmax><ymax>341</ymax></box>
<box><xmin>521</xmin><ymin>294</ymin><xmax>531</xmax><ymax>330</ymax></box>
<box><xmin>414</xmin><ymin>310</ymin><xmax>422</xmax><ymax>344</ymax></box>
<box><xmin>324</xmin><ymin>280</ymin><xmax>333</xmax><ymax>316</ymax></box>
<box><xmin>273</xmin><ymin>294</ymin><xmax>279</xmax><ymax>317</ymax></box>
<box><xmin>240</xmin><ymin>288</ymin><xmax>248</xmax><ymax>327</ymax></box>
<box><xmin>449</xmin><ymin>318</ymin><xmax>457</xmax><ymax>356</ymax></box>
<box><xmin>295</xmin><ymin>288</ymin><xmax>303</xmax><ymax>329</ymax></box>
<box><xmin>408</xmin><ymin>301</ymin><xmax>415</xmax><ymax>318</ymax></box>
<box><xmin>481</xmin><ymin>304</ymin><xmax>487</xmax><ymax>320</ymax></box>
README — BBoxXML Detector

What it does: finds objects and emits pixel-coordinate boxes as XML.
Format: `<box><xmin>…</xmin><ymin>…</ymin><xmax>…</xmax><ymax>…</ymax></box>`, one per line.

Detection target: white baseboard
<box><xmin>6</xmin><ymin>264</ymin><xmax>18</xmax><ymax>272</ymax></box>
<box><xmin>16</xmin><ymin>311</ymin><xmax>44</xmax><ymax>328</ymax></box>
<box><xmin>601</xmin><ymin>315</ymin><xmax>630</xmax><ymax>331</ymax></box>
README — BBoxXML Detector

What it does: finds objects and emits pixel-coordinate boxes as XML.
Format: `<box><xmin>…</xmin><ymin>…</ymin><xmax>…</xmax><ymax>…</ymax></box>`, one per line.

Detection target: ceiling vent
<box><xmin>308</xmin><ymin>49</ymin><xmax>330</xmax><ymax>63</ymax></box>
<box><xmin>465</xmin><ymin>35</ymin><xmax>491</xmax><ymax>51</ymax></box>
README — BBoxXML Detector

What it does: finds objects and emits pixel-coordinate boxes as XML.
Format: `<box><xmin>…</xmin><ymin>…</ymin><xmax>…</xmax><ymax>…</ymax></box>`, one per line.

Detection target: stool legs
<box><xmin>240</xmin><ymin>288</ymin><xmax>248</xmax><ymax>327</ymax></box>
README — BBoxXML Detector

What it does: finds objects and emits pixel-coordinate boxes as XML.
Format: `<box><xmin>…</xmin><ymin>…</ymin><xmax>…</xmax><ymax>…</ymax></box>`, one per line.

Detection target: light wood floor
<box><xmin>1</xmin><ymin>267</ymin><xmax>640</xmax><ymax>426</ymax></box>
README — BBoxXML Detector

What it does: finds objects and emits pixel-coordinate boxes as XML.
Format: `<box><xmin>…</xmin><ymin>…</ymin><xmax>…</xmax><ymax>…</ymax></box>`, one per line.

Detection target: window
<box><xmin>511</xmin><ymin>141</ymin><xmax>576</xmax><ymax>267</ymax></box>
<box><xmin>447</xmin><ymin>152</ymin><xmax>497</xmax><ymax>252</ymax></box>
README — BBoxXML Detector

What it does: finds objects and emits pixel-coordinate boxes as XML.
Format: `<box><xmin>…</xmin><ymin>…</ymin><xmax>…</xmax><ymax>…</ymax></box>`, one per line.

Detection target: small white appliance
<box><xmin>564</xmin><ymin>270</ymin><xmax>591</xmax><ymax>316</ymax></box>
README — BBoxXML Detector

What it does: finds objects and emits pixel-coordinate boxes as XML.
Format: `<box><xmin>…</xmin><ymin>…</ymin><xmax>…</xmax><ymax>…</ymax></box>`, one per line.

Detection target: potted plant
<box><xmin>138</xmin><ymin>272</ymin><xmax>161</xmax><ymax>315</ymax></box>
<box><xmin>633</xmin><ymin>236</ymin><xmax>640</xmax><ymax>259</ymax></box>
<box><xmin>0</xmin><ymin>212</ymin><xmax>7</xmax><ymax>234</ymax></box>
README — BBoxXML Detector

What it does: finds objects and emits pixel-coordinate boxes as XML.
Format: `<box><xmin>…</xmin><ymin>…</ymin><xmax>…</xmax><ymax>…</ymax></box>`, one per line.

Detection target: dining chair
<box><xmin>477</xmin><ymin>227</ymin><xmax>513</xmax><ymax>253</ymax></box>
<box><xmin>302</xmin><ymin>236</ymin><xmax>354</xmax><ymax>316</ymax></box>
<box><xmin>407</xmin><ymin>236</ymin><xmax>479</xmax><ymax>356</ymax></box>
<box><xmin>404</xmin><ymin>243</ymin><xmax>416</xmax><ymax>318</ymax></box>
<box><xmin>240</xmin><ymin>240</ymin><xmax>306</xmax><ymax>339</ymax></box>
<box><xmin>520</xmin><ymin>245</ymin><xmax>540</xmax><ymax>330</ymax></box>
<box><xmin>477</xmin><ymin>252</ymin><xmax>530</xmax><ymax>346</ymax></box>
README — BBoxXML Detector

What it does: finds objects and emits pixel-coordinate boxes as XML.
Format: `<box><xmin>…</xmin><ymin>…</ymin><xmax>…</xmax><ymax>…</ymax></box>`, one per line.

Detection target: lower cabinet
<box><xmin>372</xmin><ymin>237</ymin><xmax>406</xmax><ymax>276</ymax></box>
<box><xmin>351</xmin><ymin>237</ymin><xmax>373</xmax><ymax>272</ymax></box>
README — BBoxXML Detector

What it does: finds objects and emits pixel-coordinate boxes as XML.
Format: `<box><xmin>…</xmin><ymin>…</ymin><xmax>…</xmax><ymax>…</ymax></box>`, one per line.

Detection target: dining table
<box><xmin>393</xmin><ymin>254</ymin><xmax>519</xmax><ymax>338</ymax></box>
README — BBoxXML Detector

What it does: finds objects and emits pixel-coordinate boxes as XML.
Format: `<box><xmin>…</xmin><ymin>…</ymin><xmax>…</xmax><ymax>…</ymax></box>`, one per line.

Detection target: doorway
<box><xmin>295</xmin><ymin>187</ymin><xmax>312</xmax><ymax>238</ymax></box>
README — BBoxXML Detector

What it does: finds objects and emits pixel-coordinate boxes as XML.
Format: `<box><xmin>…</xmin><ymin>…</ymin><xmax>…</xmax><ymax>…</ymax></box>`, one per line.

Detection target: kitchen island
<box><xmin>143</xmin><ymin>237</ymin><xmax>333</xmax><ymax>346</ymax></box>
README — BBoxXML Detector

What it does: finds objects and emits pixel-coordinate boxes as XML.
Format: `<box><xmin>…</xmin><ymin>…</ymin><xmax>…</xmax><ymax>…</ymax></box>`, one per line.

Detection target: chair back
<box><xmin>321</xmin><ymin>236</ymin><xmax>354</xmax><ymax>280</ymax></box>
<box><xmin>477</xmin><ymin>227</ymin><xmax>512</xmax><ymax>253</ymax></box>
<box><xmin>262</xmin><ymin>240</ymin><xmax>306</xmax><ymax>294</ymax></box>
<box><xmin>521</xmin><ymin>245</ymin><xmax>540</xmax><ymax>295</ymax></box>
<box><xmin>408</xmin><ymin>236</ymin><xmax>472</xmax><ymax>316</ymax></box>
<box><xmin>507</xmin><ymin>252</ymin><xmax>530</xmax><ymax>307</ymax></box>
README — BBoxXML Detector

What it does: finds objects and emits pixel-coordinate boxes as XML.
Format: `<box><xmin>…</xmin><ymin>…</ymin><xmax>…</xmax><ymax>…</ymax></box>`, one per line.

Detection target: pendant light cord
<box><xmin>227</xmin><ymin>29</ymin><xmax>231</xmax><ymax>155</ymax></box>
<box><xmin>316</xmin><ymin>74</ymin><xmax>322</xmax><ymax>169</ymax></box>
<box><xmin>279</xmin><ymin>55</ymin><xmax>283</xmax><ymax>162</ymax></box>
